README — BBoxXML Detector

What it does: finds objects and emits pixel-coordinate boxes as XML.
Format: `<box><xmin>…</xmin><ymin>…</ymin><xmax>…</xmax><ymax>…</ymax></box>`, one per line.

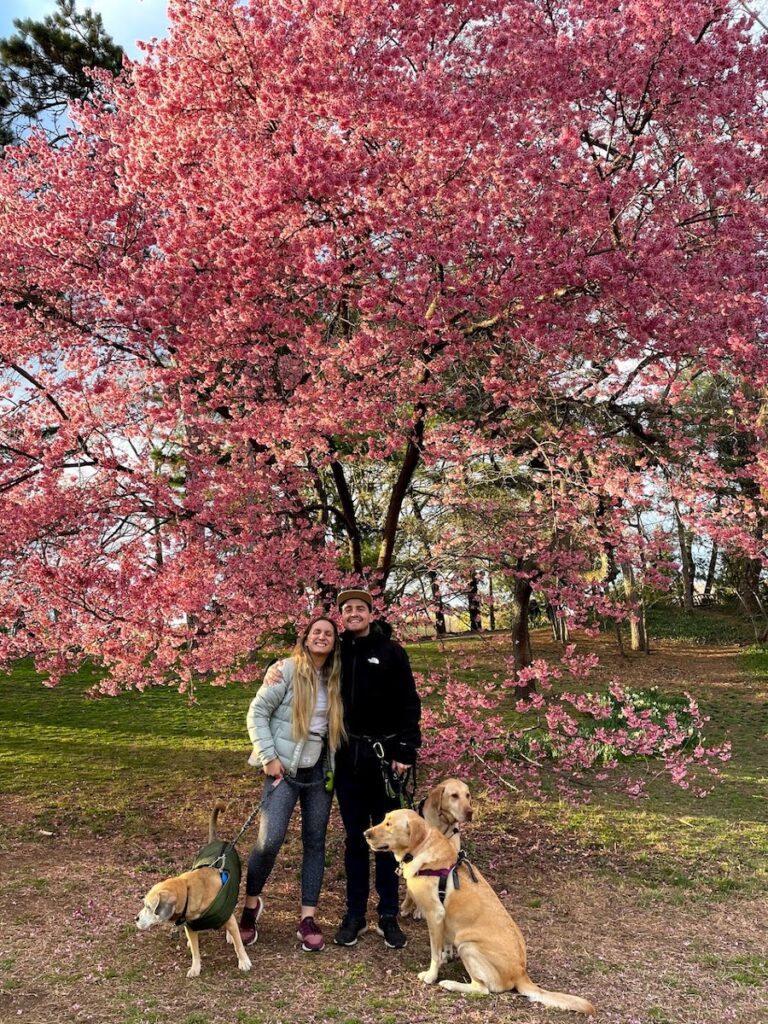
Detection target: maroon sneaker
<box><xmin>297</xmin><ymin>915</ymin><xmax>325</xmax><ymax>952</ymax></box>
<box><xmin>238</xmin><ymin>896</ymin><xmax>264</xmax><ymax>947</ymax></box>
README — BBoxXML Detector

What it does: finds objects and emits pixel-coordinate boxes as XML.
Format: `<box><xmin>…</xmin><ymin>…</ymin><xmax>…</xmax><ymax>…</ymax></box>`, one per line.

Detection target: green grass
<box><xmin>642</xmin><ymin>606</ymin><xmax>756</xmax><ymax>645</ymax></box>
<box><xmin>700</xmin><ymin>951</ymin><xmax>768</xmax><ymax>986</ymax></box>
<box><xmin>507</xmin><ymin>636</ymin><xmax>768</xmax><ymax>897</ymax></box>
<box><xmin>0</xmin><ymin>656</ymin><xmax>264</xmax><ymax>839</ymax></box>
<box><xmin>1</xmin><ymin>616</ymin><xmax>766</xmax><ymax>898</ymax></box>
<box><xmin>742</xmin><ymin>643</ymin><xmax>768</xmax><ymax>680</ymax></box>
<box><xmin>410</xmin><ymin>617</ymin><xmax>768</xmax><ymax>897</ymax></box>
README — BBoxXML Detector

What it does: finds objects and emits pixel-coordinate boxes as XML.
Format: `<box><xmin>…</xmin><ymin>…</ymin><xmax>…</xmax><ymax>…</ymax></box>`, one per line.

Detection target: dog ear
<box><xmin>432</xmin><ymin>783</ymin><xmax>447</xmax><ymax>812</ymax></box>
<box><xmin>155</xmin><ymin>889</ymin><xmax>179</xmax><ymax>923</ymax></box>
<box><xmin>408</xmin><ymin>813</ymin><xmax>429</xmax><ymax>849</ymax></box>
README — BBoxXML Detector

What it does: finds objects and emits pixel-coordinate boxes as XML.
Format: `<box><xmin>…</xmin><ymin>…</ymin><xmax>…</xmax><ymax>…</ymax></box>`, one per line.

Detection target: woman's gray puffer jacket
<box><xmin>246</xmin><ymin>658</ymin><xmax>335</xmax><ymax>777</ymax></box>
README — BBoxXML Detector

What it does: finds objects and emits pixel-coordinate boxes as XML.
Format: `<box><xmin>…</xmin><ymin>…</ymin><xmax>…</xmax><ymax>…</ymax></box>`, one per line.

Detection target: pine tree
<box><xmin>0</xmin><ymin>0</ymin><xmax>123</xmax><ymax>147</ymax></box>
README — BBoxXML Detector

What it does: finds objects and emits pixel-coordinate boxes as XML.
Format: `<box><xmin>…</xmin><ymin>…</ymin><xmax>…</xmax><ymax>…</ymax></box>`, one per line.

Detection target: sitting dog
<box><xmin>365</xmin><ymin>809</ymin><xmax>595</xmax><ymax>1015</ymax></box>
<box><xmin>401</xmin><ymin>777</ymin><xmax>473</xmax><ymax>919</ymax></box>
<box><xmin>136</xmin><ymin>802</ymin><xmax>252</xmax><ymax>978</ymax></box>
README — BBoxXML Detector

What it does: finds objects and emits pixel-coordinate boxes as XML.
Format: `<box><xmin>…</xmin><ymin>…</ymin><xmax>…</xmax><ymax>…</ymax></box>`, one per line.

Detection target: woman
<box><xmin>239</xmin><ymin>617</ymin><xmax>344</xmax><ymax>952</ymax></box>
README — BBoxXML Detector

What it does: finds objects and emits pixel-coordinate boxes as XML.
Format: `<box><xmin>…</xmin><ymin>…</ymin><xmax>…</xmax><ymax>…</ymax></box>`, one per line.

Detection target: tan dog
<box><xmin>401</xmin><ymin>778</ymin><xmax>473</xmax><ymax>918</ymax></box>
<box><xmin>365</xmin><ymin>809</ymin><xmax>595</xmax><ymax>1014</ymax></box>
<box><xmin>136</xmin><ymin>803</ymin><xmax>251</xmax><ymax>978</ymax></box>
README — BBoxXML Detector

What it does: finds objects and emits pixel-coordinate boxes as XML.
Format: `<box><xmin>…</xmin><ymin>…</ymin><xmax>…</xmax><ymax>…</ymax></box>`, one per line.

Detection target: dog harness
<box><xmin>403</xmin><ymin>849</ymin><xmax>479</xmax><ymax>904</ymax></box>
<box><xmin>175</xmin><ymin>839</ymin><xmax>242</xmax><ymax>932</ymax></box>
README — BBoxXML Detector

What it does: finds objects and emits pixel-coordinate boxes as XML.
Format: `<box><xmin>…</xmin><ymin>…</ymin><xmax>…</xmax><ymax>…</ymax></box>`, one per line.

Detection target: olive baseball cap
<box><xmin>336</xmin><ymin>589</ymin><xmax>373</xmax><ymax>609</ymax></box>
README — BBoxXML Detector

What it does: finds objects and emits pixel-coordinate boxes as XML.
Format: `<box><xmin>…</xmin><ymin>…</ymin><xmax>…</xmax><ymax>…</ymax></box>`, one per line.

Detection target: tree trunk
<box><xmin>702</xmin><ymin>541</ymin><xmax>719</xmax><ymax>602</ymax></box>
<box><xmin>375</xmin><ymin>405</ymin><xmax>425</xmax><ymax>589</ymax></box>
<box><xmin>330</xmin><ymin>460</ymin><xmax>363</xmax><ymax>576</ymax></box>
<box><xmin>675</xmin><ymin>507</ymin><xmax>695</xmax><ymax>613</ymax></box>
<box><xmin>546</xmin><ymin>601</ymin><xmax>569</xmax><ymax>643</ymax></box>
<box><xmin>468</xmin><ymin>570</ymin><xmax>483</xmax><ymax>632</ymax></box>
<box><xmin>488</xmin><ymin>572</ymin><xmax>496</xmax><ymax>631</ymax></box>
<box><xmin>622</xmin><ymin>561</ymin><xmax>649</xmax><ymax>652</ymax></box>
<box><xmin>315</xmin><ymin>579</ymin><xmax>337</xmax><ymax>613</ymax></box>
<box><xmin>430</xmin><ymin>572</ymin><xmax>446</xmax><ymax>635</ymax></box>
<box><xmin>409</xmin><ymin>491</ymin><xmax>446</xmax><ymax>635</ymax></box>
<box><xmin>509</xmin><ymin>575</ymin><xmax>534</xmax><ymax>697</ymax></box>
<box><xmin>730</xmin><ymin>554</ymin><xmax>768</xmax><ymax>641</ymax></box>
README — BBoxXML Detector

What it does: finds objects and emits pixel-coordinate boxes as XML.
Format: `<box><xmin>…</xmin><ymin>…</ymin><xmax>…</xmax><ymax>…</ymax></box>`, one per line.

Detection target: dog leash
<box><xmin>207</xmin><ymin>802</ymin><xmax>263</xmax><ymax>870</ymax></box>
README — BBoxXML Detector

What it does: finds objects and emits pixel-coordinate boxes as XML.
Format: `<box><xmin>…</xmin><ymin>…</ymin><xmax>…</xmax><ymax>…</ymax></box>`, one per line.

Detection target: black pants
<box><xmin>335</xmin><ymin>746</ymin><xmax>401</xmax><ymax>918</ymax></box>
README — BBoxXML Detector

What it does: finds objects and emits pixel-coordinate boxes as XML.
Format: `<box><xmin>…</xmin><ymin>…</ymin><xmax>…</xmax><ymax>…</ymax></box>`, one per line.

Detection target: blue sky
<box><xmin>0</xmin><ymin>1</ymin><xmax>169</xmax><ymax>59</ymax></box>
<box><xmin>3</xmin><ymin>0</ymin><xmax>767</xmax><ymax>58</ymax></box>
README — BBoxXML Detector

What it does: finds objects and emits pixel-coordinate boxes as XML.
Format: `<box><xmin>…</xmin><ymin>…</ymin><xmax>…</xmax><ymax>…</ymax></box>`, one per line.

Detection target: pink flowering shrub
<box><xmin>420</xmin><ymin>668</ymin><xmax>730</xmax><ymax>800</ymax></box>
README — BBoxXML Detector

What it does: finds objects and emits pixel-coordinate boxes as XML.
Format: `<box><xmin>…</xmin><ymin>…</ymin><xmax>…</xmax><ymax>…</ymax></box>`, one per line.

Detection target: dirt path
<box><xmin>0</xmin><ymin>827</ymin><xmax>765</xmax><ymax>1024</ymax></box>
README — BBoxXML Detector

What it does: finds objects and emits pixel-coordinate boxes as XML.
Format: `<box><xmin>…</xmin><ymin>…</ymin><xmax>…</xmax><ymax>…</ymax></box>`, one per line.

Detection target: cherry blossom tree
<box><xmin>1</xmin><ymin>0</ymin><xmax>765</xmax><ymax>793</ymax></box>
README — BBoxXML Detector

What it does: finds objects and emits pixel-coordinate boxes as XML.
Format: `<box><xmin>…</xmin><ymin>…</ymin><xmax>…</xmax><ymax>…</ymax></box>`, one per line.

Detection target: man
<box><xmin>333</xmin><ymin>589</ymin><xmax>421</xmax><ymax>949</ymax></box>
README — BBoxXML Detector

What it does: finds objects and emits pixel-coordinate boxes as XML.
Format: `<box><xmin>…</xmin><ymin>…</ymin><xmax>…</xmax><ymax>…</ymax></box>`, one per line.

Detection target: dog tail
<box><xmin>516</xmin><ymin>972</ymin><xmax>596</xmax><ymax>1016</ymax></box>
<box><xmin>209</xmin><ymin>800</ymin><xmax>227</xmax><ymax>842</ymax></box>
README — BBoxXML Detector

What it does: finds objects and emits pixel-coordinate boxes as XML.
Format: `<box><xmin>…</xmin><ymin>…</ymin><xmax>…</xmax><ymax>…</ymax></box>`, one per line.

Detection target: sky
<box><xmin>0</xmin><ymin>1</ymin><xmax>170</xmax><ymax>59</ymax></box>
<box><xmin>3</xmin><ymin>0</ymin><xmax>768</xmax><ymax>58</ymax></box>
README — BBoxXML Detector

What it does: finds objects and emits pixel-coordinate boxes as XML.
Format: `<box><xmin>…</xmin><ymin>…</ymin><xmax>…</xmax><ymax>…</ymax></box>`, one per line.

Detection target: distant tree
<box><xmin>0</xmin><ymin>0</ymin><xmax>123</xmax><ymax>147</ymax></box>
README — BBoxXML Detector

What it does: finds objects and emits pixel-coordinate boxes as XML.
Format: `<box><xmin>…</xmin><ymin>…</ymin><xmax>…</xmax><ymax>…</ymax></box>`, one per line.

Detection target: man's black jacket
<box><xmin>339</xmin><ymin>622</ymin><xmax>421</xmax><ymax>766</ymax></box>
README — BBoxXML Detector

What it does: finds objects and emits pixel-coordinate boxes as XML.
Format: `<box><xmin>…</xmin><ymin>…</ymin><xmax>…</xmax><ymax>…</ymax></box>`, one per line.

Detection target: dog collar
<box><xmin>173</xmin><ymin>885</ymin><xmax>191</xmax><ymax>927</ymax></box>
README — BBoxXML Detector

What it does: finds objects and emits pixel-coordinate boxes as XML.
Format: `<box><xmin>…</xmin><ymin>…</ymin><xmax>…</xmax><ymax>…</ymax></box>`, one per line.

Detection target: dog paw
<box><xmin>238</xmin><ymin>957</ymin><xmax>252</xmax><ymax>972</ymax></box>
<box><xmin>418</xmin><ymin>970</ymin><xmax>438</xmax><ymax>985</ymax></box>
<box><xmin>186</xmin><ymin>965</ymin><xmax>201</xmax><ymax>979</ymax></box>
<box><xmin>413</xmin><ymin>908</ymin><xmax>424</xmax><ymax>920</ymax></box>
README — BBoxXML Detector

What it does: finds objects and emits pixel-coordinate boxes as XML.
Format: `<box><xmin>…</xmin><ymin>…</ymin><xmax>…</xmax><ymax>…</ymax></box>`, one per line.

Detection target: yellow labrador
<box><xmin>136</xmin><ymin>803</ymin><xmax>251</xmax><ymax>978</ymax></box>
<box><xmin>366</xmin><ymin>809</ymin><xmax>595</xmax><ymax>1015</ymax></box>
<box><xmin>401</xmin><ymin>778</ymin><xmax>473</xmax><ymax>919</ymax></box>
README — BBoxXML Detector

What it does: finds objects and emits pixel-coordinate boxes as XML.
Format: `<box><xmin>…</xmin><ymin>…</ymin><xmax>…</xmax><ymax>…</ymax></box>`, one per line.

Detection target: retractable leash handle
<box><xmin>373</xmin><ymin>741</ymin><xmax>399</xmax><ymax>801</ymax></box>
<box><xmin>393</xmin><ymin>765</ymin><xmax>417</xmax><ymax>811</ymax></box>
<box><xmin>373</xmin><ymin>740</ymin><xmax>416</xmax><ymax>809</ymax></box>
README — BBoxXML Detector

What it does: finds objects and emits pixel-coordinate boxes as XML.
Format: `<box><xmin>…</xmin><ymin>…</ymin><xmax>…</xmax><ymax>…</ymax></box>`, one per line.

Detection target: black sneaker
<box><xmin>333</xmin><ymin>913</ymin><xmax>367</xmax><ymax>946</ymax></box>
<box><xmin>376</xmin><ymin>914</ymin><xmax>407</xmax><ymax>949</ymax></box>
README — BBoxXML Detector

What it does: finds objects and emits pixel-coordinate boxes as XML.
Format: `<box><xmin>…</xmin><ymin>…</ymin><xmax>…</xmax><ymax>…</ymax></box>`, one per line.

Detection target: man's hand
<box><xmin>391</xmin><ymin>761</ymin><xmax>411</xmax><ymax>776</ymax></box>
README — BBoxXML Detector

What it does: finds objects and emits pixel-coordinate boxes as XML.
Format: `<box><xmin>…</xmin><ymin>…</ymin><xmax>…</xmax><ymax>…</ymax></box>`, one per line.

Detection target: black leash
<box><xmin>208</xmin><ymin>802</ymin><xmax>263</xmax><ymax>869</ymax></box>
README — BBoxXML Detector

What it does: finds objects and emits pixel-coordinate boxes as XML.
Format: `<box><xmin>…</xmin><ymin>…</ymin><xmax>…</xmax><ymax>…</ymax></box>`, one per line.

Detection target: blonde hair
<box><xmin>291</xmin><ymin>617</ymin><xmax>345</xmax><ymax>752</ymax></box>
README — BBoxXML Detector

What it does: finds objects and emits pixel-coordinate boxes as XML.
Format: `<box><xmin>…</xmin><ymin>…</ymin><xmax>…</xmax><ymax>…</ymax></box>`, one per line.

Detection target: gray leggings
<box><xmin>245</xmin><ymin>760</ymin><xmax>333</xmax><ymax>908</ymax></box>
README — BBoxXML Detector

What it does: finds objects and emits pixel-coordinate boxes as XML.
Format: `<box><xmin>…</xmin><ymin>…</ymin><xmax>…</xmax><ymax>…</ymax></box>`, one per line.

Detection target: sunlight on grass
<box><xmin>1</xmin><ymin>627</ymin><xmax>766</xmax><ymax>896</ymax></box>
